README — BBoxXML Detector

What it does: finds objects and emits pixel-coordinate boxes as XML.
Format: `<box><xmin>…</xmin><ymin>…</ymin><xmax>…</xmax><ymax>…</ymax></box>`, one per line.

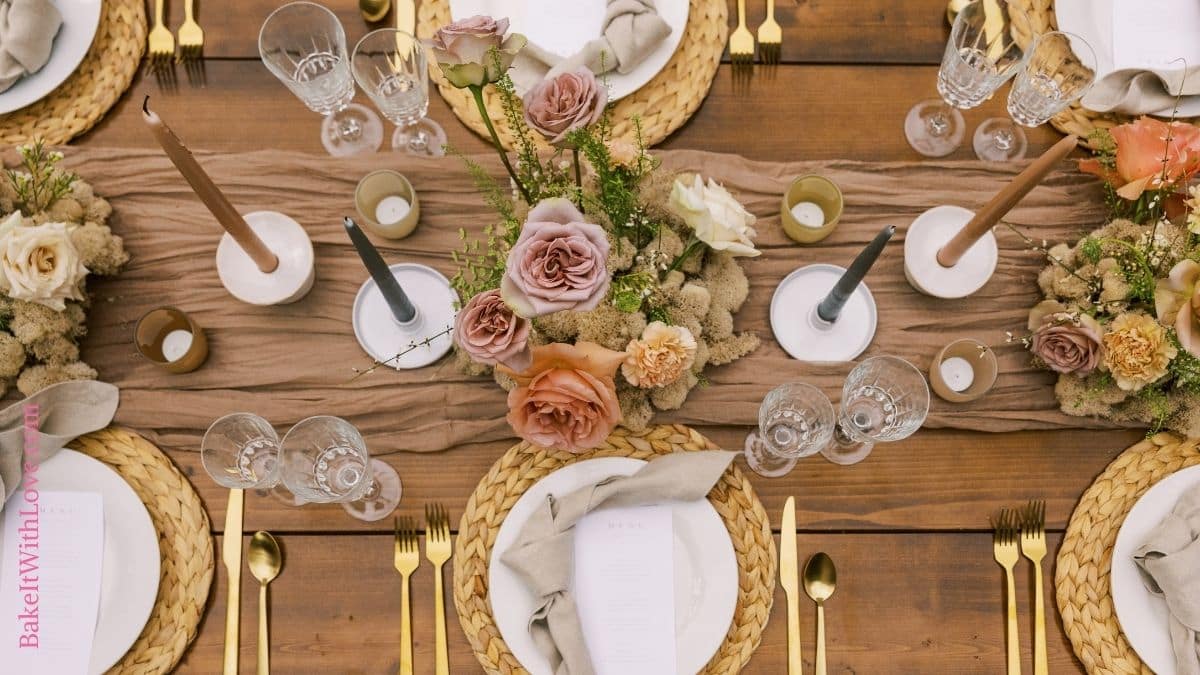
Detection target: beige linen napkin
<box><xmin>1133</xmin><ymin>483</ymin><xmax>1200</xmax><ymax>675</ymax></box>
<box><xmin>0</xmin><ymin>0</ymin><xmax>63</xmax><ymax>93</ymax></box>
<box><xmin>0</xmin><ymin>380</ymin><xmax>119</xmax><ymax>508</ymax></box>
<box><xmin>1088</xmin><ymin>67</ymin><xmax>1200</xmax><ymax>115</ymax></box>
<box><xmin>523</xmin><ymin>0</ymin><xmax>672</xmax><ymax>78</ymax></box>
<box><xmin>500</xmin><ymin>450</ymin><xmax>735</xmax><ymax>675</ymax></box>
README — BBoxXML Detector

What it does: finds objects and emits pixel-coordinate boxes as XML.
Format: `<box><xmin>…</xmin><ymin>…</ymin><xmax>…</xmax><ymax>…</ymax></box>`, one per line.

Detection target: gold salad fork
<box><xmin>1021</xmin><ymin>500</ymin><xmax>1048</xmax><ymax>675</ymax></box>
<box><xmin>393</xmin><ymin>517</ymin><xmax>419</xmax><ymax>675</ymax></box>
<box><xmin>425</xmin><ymin>504</ymin><xmax>452</xmax><ymax>675</ymax></box>
<box><xmin>993</xmin><ymin>508</ymin><xmax>1021</xmax><ymax>675</ymax></box>
<box><xmin>148</xmin><ymin>0</ymin><xmax>176</xmax><ymax>89</ymax></box>
<box><xmin>757</xmin><ymin>0</ymin><xmax>782</xmax><ymax>65</ymax></box>
<box><xmin>178</xmin><ymin>0</ymin><xmax>205</xmax><ymax>85</ymax></box>
<box><xmin>729</xmin><ymin>0</ymin><xmax>755</xmax><ymax>69</ymax></box>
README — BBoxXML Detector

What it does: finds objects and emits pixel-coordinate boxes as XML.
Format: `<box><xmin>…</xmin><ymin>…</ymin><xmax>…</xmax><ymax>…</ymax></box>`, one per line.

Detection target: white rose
<box><xmin>0</xmin><ymin>222</ymin><xmax>88</xmax><ymax>311</ymax></box>
<box><xmin>668</xmin><ymin>175</ymin><xmax>760</xmax><ymax>257</ymax></box>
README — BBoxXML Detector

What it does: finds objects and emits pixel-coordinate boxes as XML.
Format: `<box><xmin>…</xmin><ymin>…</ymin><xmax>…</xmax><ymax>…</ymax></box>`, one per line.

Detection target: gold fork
<box><xmin>756</xmin><ymin>0</ymin><xmax>782</xmax><ymax>65</ymax></box>
<box><xmin>1021</xmin><ymin>500</ymin><xmax>1048</xmax><ymax>675</ymax></box>
<box><xmin>148</xmin><ymin>0</ymin><xmax>175</xmax><ymax>88</ymax></box>
<box><xmin>425</xmin><ymin>504</ymin><xmax>452</xmax><ymax>675</ymax></box>
<box><xmin>393</xmin><ymin>517</ymin><xmax>419</xmax><ymax>675</ymax></box>
<box><xmin>993</xmin><ymin>508</ymin><xmax>1021</xmax><ymax>675</ymax></box>
<box><xmin>178</xmin><ymin>0</ymin><xmax>205</xmax><ymax>85</ymax></box>
<box><xmin>729</xmin><ymin>0</ymin><xmax>755</xmax><ymax>69</ymax></box>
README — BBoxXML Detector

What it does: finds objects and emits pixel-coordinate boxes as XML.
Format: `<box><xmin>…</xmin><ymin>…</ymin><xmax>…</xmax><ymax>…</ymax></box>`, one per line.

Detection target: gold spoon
<box><xmin>802</xmin><ymin>552</ymin><xmax>837</xmax><ymax>675</ymax></box>
<box><xmin>248</xmin><ymin>531</ymin><xmax>283</xmax><ymax>675</ymax></box>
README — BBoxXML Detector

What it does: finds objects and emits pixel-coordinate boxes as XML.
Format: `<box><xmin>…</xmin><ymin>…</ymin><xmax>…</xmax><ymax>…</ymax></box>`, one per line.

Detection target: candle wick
<box><xmin>143</xmin><ymin>94</ymin><xmax>150</xmax><ymax>115</ymax></box>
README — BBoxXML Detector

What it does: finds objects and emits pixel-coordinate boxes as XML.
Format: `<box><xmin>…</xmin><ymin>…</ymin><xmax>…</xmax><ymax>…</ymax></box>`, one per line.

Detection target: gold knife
<box><xmin>223</xmin><ymin>488</ymin><xmax>244</xmax><ymax>675</ymax></box>
<box><xmin>781</xmin><ymin>496</ymin><xmax>802</xmax><ymax>675</ymax></box>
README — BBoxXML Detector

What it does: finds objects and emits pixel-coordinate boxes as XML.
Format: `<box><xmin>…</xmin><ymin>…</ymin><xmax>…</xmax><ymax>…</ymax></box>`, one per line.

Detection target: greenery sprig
<box><xmin>6</xmin><ymin>141</ymin><xmax>75</xmax><ymax>215</ymax></box>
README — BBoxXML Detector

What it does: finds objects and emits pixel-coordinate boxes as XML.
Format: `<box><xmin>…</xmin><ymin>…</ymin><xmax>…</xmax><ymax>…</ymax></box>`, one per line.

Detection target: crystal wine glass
<box><xmin>258</xmin><ymin>1</ymin><xmax>383</xmax><ymax>156</ymax></box>
<box><xmin>280</xmin><ymin>415</ymin><xmax>402</xmax><ymax>522</ymax></box>
<box><xmin>201</xmin><ymin>413</ymin><xmax>281</xmax><ymax>489</ymax></box>
<box><xmin>822</xmin><ymin>356</ymin><xmax>930</xmax><ymax>466</ymax></box>
<box><xmin>352</xmin><ymin>29</ymin><xmax>448</xmax><ymax>157</ymax></box>
<box><xmin>905</xmin><ymin>0</ymin><xmax>1027</xmax><ymax>157</ymax></box>
<box><xmin>743</xmin><ymin>383</ymin><xmax>837</xmax><ymax>478</ymax></box>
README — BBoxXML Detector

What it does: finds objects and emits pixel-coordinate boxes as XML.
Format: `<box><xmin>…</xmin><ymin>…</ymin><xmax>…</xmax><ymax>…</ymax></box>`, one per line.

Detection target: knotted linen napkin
<box><xmin>500</xmin><ymin>450</ymin><xmax>735</xmax><ymax>675</ymax></box>
<box><xmin>0</xmin><ymin>380</ymin><xmax>119</xmax><ymax>508</ymax></box>
<box><xmin>0</xmin><ymin>0</ymin><xmax>63</xmax><ymax>93</ymax></box>
<box><xmin>1133</xmin><ymin>482</ymin><xmax>1200</xmax><ymax>675</ymax></box>
<box><xmin>1088</xmin><ymin>67</ymin><xmax>1200</xmax><ymax>115</ymax></box>
<box><xmin>523</xmin><ymin>0</ymin><xmax>672</xmax><ymax>78</ymax></box>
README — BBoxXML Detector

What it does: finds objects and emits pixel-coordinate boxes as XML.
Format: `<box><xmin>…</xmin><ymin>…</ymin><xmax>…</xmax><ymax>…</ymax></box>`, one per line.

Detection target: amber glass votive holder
<box><xmin>135</xmin><ymin>307</ymin><xmax>209</xmax><ymax>374</ymax></box>
<box><xmin>780</xmin><ymin>175</ymin><xmax>844</xmax><ymax>244</ymax></box>
<box><xmin>929</xmin><ymin>338</ymin><xmax>998</xmax><ymax>403</ymax></box>
<box><xmin>354</xmin><ymin>170</ymin><xmax>421</xmax><ymax>240</ymax></box>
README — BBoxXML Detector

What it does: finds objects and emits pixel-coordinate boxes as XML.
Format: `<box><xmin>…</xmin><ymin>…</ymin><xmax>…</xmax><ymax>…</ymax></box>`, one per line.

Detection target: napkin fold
<box><xmin>1134</xmin><ymin>482</ymin><xmax>1200</xmax><ymax>675</ymax></box>
<box><xmin>0</xmin><ymin>380</ymin><xmax>119</xmax><ymax>508</ymax></box>
<box><xmin>0</xmin><ymin>0</ymin><xmax>63</xmax><ymax>94</ymax></box>
<box><xmin>1088</xmin><ymin>67</ymin><xmax>1200</xmax><ymax>115</ymax></box>
<box><xmin>500</xmin><ymin>450</ymin><xmax>735</xmax><ymax>675</ymax></box>
<box><xmin>523</xmin><ymin>0</ymin><xmax>671</xmax><ymax>78</ymax></box>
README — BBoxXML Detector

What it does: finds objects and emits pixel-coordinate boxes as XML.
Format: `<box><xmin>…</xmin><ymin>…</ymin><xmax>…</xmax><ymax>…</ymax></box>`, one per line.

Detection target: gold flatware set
<box><xmin>148</xmin><ymin>0</ymin><xmax>206</xmax><ymax>89</ymax></box>
<box><xmin>729</xmin><ymin>0</ymin><xmax>784</xmax><ymax>77</ymax></box>
<box><xmin>993</xmin><ymin>500</ymin><xmax>1048</xmax><ymax>675</ymax></box>
<box><xmin>781</xmin><ymin>497</ymin><xmax>838</xmax><ymax>675</ymax></box>
<box><xmin>394</xmin><ymin>503</ymin><xmax>454</xmax><ymax>675</ymax></box>
<box><xmin>221</xmin><ymin>486</ymin><xmax>283</xmax><ymax>675</ymax></box>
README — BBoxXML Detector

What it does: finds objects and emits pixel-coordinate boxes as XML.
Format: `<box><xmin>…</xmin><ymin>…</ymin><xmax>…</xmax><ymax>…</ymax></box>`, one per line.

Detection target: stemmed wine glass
<box><xmin>352</xmin><ymin>29</ymin><xmax>448</xmax><ymax>157</ymax></box>
<box><xmin>974</xmin><ymin>31</ymin><xmax>1097</xmax><ymax>161</ymax></box>
<box><xmin>905</xmin><ymin>0</ymin><xmax>1026</xmax><ymax>157</ymax></box>
<box><xmin>822</xmin><ymin>356</ymin><xmax>930</xmax><ymax>466</ymax></box>
<box><xmin>201</xmin><ymin>413</ymin><xmax>281</xmax><ymax>490</ymax></box>
<box><xmin>743</xmin><ymin>383</ymin><xmax>837</xmax><ymax>478</ymax></box>
<box><xmin>280</xmin><ymin>415</ymin><xmax>402</xmax><ymax>522</ymax></box>
<box><xmin>259</xmin><ymin>1</ymin><xmax>383</xmax><ymax>156</ymax></box>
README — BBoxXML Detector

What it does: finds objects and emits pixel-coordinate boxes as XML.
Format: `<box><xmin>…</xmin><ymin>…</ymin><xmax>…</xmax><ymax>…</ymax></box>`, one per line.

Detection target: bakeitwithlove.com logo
<box><xmin>15</xmin><ymin>403</ymin><xmax>40</xmax><ymax>649</ymax></box>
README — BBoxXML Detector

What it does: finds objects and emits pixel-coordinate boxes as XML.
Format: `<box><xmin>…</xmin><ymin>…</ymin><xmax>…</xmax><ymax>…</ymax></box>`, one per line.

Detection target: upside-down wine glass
<box><xmin>201</xmin><ymin>413</ymin><xmax>282</xmax><ymax>490</ymax></box>
<box><xmin>743</xmin><ymin>383</ymin><xmax>837</xmax><ymax>478</ymax></box>
<box><xmin>352</xmin><ymin>28</ymin><xmax>448</xmax><ymax>157</ymax></box>
<box><xmin>905</xmin><ymin>0</ymin><xmax>1027</xmax><ymax>157</ymax></box>
<box><xmin>258</xmin><ymin>1</ymin><xmax>383</xmax><ymax>156</ymax></box>
<box><xmin>822</xmin><ymin>356</ymin><xmax>930</xmax><ymax>466</ymax></box>
<box><xmin>974</xmin><ymin>30</ymin><xmax>1097</xmax><ymax>161</ymax></box>
<box><xmin>280</xmin><ymin>415</ymin><xmax>402</xmax><ymax>522</ymax></box>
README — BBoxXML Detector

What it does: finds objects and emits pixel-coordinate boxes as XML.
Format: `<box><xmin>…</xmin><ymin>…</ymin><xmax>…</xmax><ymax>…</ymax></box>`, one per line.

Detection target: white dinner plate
<box><xmin>0</xmin><ymin>449</ymin><xmax>161</xmax><ymax>674</ymax></box>
<box><xmin>1110</xmin><ymin>463</ymin><xmax>1200</xmax><ymax>675</ymax></box>
<box><xmin>0</xmin><ymin>0</ymin><xmax>103</xmax><ymax>115</ymax></box>
<box><xmin>1055</xmin><ymin>0</ymin><xmax>1200</xmax><ymax>117</ymax></box>
<box><xmin>448</xmin><ymin>0</ymin><xmax>690</xmax><ymax>101</ymax></box>
<box><xmin>489</xmin><ymin>457</ymin><xmax>738</xmax><ymax>675</ymax></box>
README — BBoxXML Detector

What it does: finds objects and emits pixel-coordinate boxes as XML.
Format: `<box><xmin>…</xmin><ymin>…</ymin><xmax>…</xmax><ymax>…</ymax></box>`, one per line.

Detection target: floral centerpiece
<box><xmin>0</xmin><ymin>142</ymin><xmax>128</xmax><ymax>396</ymax></box>
<box><xmin>428</xmin><ymin>16</ymin><xmax>761</xmax><ymax>451</ymax></box>
<box><xmin>1021</xmin><ymin>116</ymin><xmax>1200</xmax><ymax>435</ymax></box>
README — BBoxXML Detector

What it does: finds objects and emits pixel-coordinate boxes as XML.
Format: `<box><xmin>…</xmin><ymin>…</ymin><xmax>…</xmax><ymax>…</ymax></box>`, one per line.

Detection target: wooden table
<box><xmin>73</xmin><ymin>1</ymin><xmax>1124</xmax><ymax>672</ymax></box>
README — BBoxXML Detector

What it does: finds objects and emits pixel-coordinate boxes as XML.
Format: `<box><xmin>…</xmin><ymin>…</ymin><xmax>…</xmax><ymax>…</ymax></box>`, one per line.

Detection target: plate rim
<box><xmin>0</xmin><ymin>0</ymin><xmax>104</xmax><ymax>114</ymax></box>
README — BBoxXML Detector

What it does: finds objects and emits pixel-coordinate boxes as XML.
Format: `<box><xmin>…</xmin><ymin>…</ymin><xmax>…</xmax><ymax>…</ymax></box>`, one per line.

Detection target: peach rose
<box><xmin>622</xmin><ymin>322</ymin><xmax>696</xmax><ymax>388</ymax></box>
<box><xmin>500</xmin><ymin>342</ymin><xmax>624</xmax><ymax>452</ymax></box>
<box><xmin>453</xmin><ymin>289</ymin><xmax>531</xmax><ymax>371</ymax></box>
<box><xmin>1079</xmin><ymin>117</ymin><xmax>1200</xmax><ymax>200</ymax></box>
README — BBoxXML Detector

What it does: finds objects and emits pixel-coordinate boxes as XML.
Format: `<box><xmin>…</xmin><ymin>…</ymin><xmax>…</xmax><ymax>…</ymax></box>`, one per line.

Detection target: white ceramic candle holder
<box><xmin>216</xmin><ymin>211</ymin><xmax>315</xmax><ymax>305</ymax></box>
<box><xmin>770</xmin><ymin>263</ymin><xmax>878</xmax><ymax>362</ymax></box>
<box><xmin>352</xmin><ymin>263</ymin><xmax>456</xmax><ymax>369</ymax></box>
<box><xmin>903</xmin><ymin>205</ymin><xmax>998</xmax><ymax>299</ymax></box>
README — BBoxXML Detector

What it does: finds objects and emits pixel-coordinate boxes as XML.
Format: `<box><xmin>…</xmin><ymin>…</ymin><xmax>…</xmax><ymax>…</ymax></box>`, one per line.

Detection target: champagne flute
<box><xmin>822</xmin><ymin>356</ymin><xmax>930</xmax><ymax>466</ymax></box>
<box><xmin>280</xmin><ymin>415</ymin><xmax>402</xmax><ymax>522</ymax></box>
<box><xmin>744</xmin><ymin>383</ymin><xmax>836</xmax><ymax>477</ymax></box>
<box><xmin>352</xmin><ymin>28</ymin><xmax>448</xmax><ymax>157</ymax></box>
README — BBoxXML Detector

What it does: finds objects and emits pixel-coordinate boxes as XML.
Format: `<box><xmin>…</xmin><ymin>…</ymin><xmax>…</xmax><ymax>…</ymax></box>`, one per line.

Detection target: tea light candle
<box><xmin>790</xmin><ymin>201</ymin><xmax>826</xmax><ymax>228</ymax></box>
<box><xmin>135</xmin><ymin>306</ymin><xmax>209</xmax><ymax>374</ymax></box>
<box><xmin>161</xmin><ymin>329</ymin><xmax>195</xmax><ymax>362</ymax></box>
<box><xmin>928</xmin><ymin>338</ymin><xmax>998</xmax><ymax>403</ymax></box>
<box><xmin>355</xmin><ymin>170</ymin><xmax>421</xmax><ymax>239</ymax></box>
<box><xmin>938</xmin><ymin>356</ymin><xmax>975</xmax><ymax>392</ymax></box>
<box><xmin>375</xmin><ymin>195</ymin><xmax>411</xmax><ymax>225</ymax></box>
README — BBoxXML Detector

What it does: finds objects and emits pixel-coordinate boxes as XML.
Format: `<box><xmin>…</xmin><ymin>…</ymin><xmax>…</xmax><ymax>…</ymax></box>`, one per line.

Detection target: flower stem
<box><xmin>666</xmin><ymin>236</ymin><xmax>704</xmax><ymax>275</ymax></box>
<box><xmin>470</xmin><ymin>85</ymin><xmax>533</xmax><ymax>205</ymax></box>
<box><xmin>572</xmin><ymin>147</ymin><xmax>584</xmax><ymax>211</ymax></box>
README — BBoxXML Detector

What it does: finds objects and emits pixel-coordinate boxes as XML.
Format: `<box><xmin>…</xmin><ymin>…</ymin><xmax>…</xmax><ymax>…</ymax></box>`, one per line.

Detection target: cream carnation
<box><xmin>622</xmin><ymin>322</ymin><xmax>697</xmax><ymax>388</ymax></box>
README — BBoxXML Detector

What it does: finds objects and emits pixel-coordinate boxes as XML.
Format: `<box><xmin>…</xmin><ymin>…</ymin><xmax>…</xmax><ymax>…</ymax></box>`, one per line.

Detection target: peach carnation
<box><xmin>1102</xmin><ymin>313</ymin><xmax>1177</xmax><ymax>391</ymax></box>
<box><xmin>622</xmin><ymin>322</ymin><xmax>696</xmax><ymax>388</ymax></box>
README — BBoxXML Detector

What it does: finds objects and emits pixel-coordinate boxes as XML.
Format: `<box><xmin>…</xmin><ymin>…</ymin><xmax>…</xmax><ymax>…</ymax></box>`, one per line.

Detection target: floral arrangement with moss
<box><xmin>428</xmin><ymin>16</ymin><xmax>760</xmax><ymax>451</ymax></box>
<box><xmin>0</xmin><ymin>142</ymin><xmax>128</xmax><ymax>396</ymax></box>
<box><xmin>1018</xmin><ymin>117</ymin><xmax>1200</xmax><ymax>435</ymax></box>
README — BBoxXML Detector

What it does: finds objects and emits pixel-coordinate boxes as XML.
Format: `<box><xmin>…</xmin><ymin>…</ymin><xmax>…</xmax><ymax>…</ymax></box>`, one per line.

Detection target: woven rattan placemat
<box><xmin>67</xmin><ymin>427</ymin><xmax>212</xmax><ymax>675</ymax></box>
<box><xmin>417</xmin><ymin>0</ymin><xmax>727</xmax><ymax>149</ymax></box>
<box><xmin>0</xmin><ymin>0</ymin><xmax>146</xmax><ymax>146</ymax></box>
<box><xmin>1055</xmin><ymin>432</ymin><xmax>1200</xmax><ymax>674</ymax></box>
<box><xmin>453</xmin><ymin>424</ymin><xmax>775</xmax><ymax>674</ymax></box>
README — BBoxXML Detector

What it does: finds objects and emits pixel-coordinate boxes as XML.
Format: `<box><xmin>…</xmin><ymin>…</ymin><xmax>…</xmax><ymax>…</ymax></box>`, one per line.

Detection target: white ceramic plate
<box><xmin>0</xmin><ymin>449</ymin><xmax>161</xmax><ymax>674</ymax></box>
<box><xmin>0</xmin><ymin>0</ymin><xmax>103</xmax><ymax>115</ymax></box>
<box><xmin>448</xmin><ymin>0</ymin><xmax>690</xmax><ymax>101</ymax></box>
<box><xmin>1055</xmin><ymin>0</ymin><xmax>1200</xmax><ymax>117</ymax></box>
<box><xmin>489</xmin><ymin>457</ymin><xmax>738</xmax><ymax>675</ymax></box>
<box><xmin>1110</xmin><ymin>463</ymin><xmax>1200</xmax><ymax>675</ymax></box>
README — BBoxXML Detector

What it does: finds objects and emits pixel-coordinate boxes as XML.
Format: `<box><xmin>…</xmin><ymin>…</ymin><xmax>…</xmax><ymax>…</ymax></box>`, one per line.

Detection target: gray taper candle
<box><xmin>817</xmin><ymin>224</ymin><xmax>895</xmax><ymax>323</ymax></box>
<box><xmin>343</xmin><ymin>217</ymin><xmax>417</xmax><ymax>323</ymax></box>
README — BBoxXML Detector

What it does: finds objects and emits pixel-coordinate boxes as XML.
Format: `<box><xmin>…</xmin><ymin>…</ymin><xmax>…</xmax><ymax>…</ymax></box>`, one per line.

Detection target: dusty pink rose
<box><xmin>500</xmin><ymin>342</ymin><xmax>624</xmax><ymax>452</ymax></box>
<box><xmin>426</xmin><ymin>15</ymin><xmax>526</xmax><ymax>88</ymax></box>
<box><xmin>522</xmin><ymin>68</ymin><xmax>607</xmax><ymax>146</ymax></box>
<box><xmin>1030</xmin><ymin>312</ymin><xmax>1104</xmax><ymax>375</ymax></box>
<box><xmin>500</xmin><ymin>198</ymin><xmax>610</xmax><ymax>318</ymax></box>
<box><xmin>454</xmin><ymin>289</ymin><xmax>532</xmax><ymax>371</ymax></box>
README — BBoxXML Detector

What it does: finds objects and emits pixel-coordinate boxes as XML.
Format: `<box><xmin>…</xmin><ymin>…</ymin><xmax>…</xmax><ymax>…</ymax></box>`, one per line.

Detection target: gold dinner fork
<box><xmin>993</xmin><ymin>508</ymin><xmax>1021</xmax><ymax>675</ymax></box>
<box><xmin>1020</xmin><ymin>500</ymin><xmax>1048</xmax><ymax>675</ymax></box>
<box><xmin>756</xmin><ymin>0</ymin><xmax>782</xmax><ymax>66</ymax></box>
<box><xmin>393</xmin><ymin>517</ymin><xmax>419</xmax><ymax>675</ymax></box>
<box><xmin>425</xmin><ymin>504</ymin><xmax>452</xmax><ymax>675</ymax></box>
<box><xmin>148</xmin><ymin>0</ymin><xmax>176</xmax><ymax>89</ymax></box>
<box><xmin>177</xmin><ymin>0</ymin><xmax>205</xmax><ymax>85</ymax></box>
<box><xmin>729</xmin><ymin>0</ymin><xmax>755</xmax><ymax>69</ymax></box>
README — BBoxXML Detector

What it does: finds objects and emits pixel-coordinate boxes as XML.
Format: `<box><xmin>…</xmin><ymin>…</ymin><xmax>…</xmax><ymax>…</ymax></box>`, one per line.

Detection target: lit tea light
<box><xmin>135</xmin><ymin>307</ymin><xmax>209</xmax><ymax>374</ymax></box>
<box><xmin>789</xmin><ymin>201</ymin><xmax>825</xmax><ymax>229</ymax></box>
<box><xmin>929</xmin><ymin>338</ymin><xmax>998</xmax><ymax>403</ymax></box>
<box><xmin>160</xmin><ymin>329</ymin><xmax>195</xmax><ymax>362</ymax></box>
<box><xmin>375</xmin><ymin>195</ymin><xmax>411</xmax><ymax>226</ymax></box>
<box><xmin>938</xmin><ymin>356</ymin><xmax>975</xmax><ymax>392</ymax></box>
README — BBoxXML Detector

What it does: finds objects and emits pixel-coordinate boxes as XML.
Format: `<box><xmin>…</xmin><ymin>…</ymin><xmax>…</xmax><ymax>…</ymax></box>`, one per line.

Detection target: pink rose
<box><xmin>500</xmin><ymin>198</ymin><xmax>610</xmax><ymax>318</ymax></box>
<box><xmin>522</xmin><ymin>68</ymin><xmax>607</xmax><ymax>146</ymax></box>
<box><xmin>426</xmin><ymin>15</ymin><xmax>527</xmax><ymax>88</ymax></box>
<box><xmin>1030</xmin><ymin>312</ymin><xmax>1103</xmax><ymax>375</ymax></box>
<box><xmin>454</xmin><ymin>289</ymin><xmax>532</xmax><ymax>371</ymax></box>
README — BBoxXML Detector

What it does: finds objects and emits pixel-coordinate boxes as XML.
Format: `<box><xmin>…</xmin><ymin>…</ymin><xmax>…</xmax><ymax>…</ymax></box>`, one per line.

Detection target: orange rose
<box><xmin>1079</xmin><ymin>117</ymin><xmax>1200</xmax><ymax>200</ymax></box>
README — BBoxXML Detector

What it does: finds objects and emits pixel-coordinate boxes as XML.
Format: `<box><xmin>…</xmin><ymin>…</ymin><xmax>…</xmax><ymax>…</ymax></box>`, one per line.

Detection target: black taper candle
<box><xmin>343</xmin><ymin>217</ymin><xmax>417</xmax><ymax>323</ymax></box>
<box><xmin>816</xmin><ymin>224</ymin><xmax>895</xmax><ymax>323</ymax></box>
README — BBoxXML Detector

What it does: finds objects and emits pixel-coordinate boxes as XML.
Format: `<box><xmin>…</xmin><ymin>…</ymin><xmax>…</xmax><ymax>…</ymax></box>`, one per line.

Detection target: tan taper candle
<box><xmin>937</xmin><ymin>134</ymin><xmax>1078</xmax><ymax>267</ymax></box>
<box><xmin>142</xmin><ymin>96</ymin><xmax>279</xmax><ymax>273</ymax></box>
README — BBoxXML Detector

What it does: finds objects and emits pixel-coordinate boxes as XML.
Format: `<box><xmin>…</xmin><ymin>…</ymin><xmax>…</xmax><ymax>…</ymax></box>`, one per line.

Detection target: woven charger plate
<box><xmin>67</xmin><ymin>427</ymin><xmax>213</xmax><ymax>675</ymax></box>
<box><xmin>417</xmin><ymin>0</ymin><xmax>727</xmax><ymax>149</ymax></box>
<box><xmin>454</xmin><ymin>424</ymin><xmax>776</xmax><ymax>674</ymax></box>
<box><xmin>1056</xmin><ymin>432</ymin><xmax>1200</xmax><ymax>674</ymax></box>
<box><xmin>0</xmin><ymin>0</ymin><xmax>146</xmax><ymax>145</ymax></box>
